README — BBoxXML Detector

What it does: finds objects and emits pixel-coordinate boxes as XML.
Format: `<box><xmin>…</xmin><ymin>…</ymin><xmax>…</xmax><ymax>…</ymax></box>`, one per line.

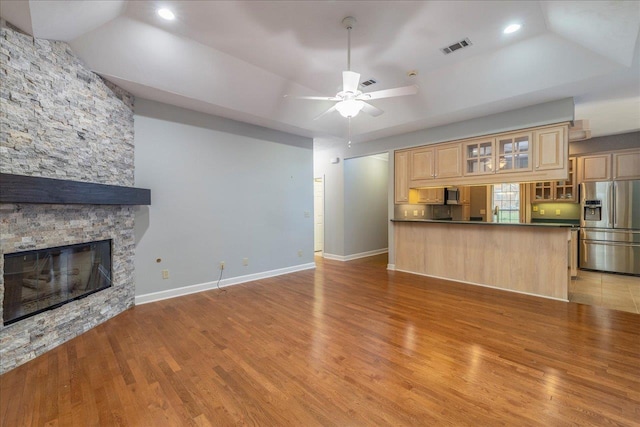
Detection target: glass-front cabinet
<box><xmin>464</xmin><ymin>138</ymin><xmax>495</xmax><ymax>175</ymax></box>
<box><xmin>496</xmin><ymin>132</ymin><xmax>532</xmax><ymax>173</ymax></box>
<box><xmin>464</xmin><ymin>132</ymin><xmax>533</xmax><ymax>177</ymax></box>
<box><xmin>531</xmin><ymin>157</ymin><xmax>576</xmax><ymax>203</ymax></box>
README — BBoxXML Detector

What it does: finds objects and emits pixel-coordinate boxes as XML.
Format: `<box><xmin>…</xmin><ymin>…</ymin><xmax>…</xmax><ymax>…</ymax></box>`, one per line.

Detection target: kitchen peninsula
<box><xmin>392</xmin><ymin>219</ymin><xmax>572</xmax><ymax>300</ymax></box>
<box><xmin>391</xmin><ymin>121</ymin><xmax>573</xmax><ymax>300</ymax></box>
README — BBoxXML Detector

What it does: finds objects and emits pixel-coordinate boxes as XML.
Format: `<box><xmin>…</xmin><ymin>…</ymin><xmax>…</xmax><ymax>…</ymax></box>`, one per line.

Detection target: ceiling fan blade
<box><xmin>361</xmin><ymin>102</ymin><xmax>384</xmax><ymax>117</ymax></box>
<box><xmin>358</xmin><ymin>85</ymin><xmax>418</xmax><ymax>100</ymax></box>
<box><xmin>342</xmin><ymin>71</ymin><xmax>361</xmax><ymax>94</ymax></box>
<box><xmin>314</xmin><ymin>105</ymin><xmax>337</xmax><ymax>120</ymax></box>
<box><xmin>284</xmin><ymin>95</ymin><xmax>340</xmax><ymax>101</ymax></box>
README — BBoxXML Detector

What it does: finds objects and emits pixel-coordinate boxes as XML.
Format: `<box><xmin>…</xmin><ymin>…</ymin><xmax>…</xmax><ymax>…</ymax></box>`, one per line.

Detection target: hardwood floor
<box><xmin>1</xmin><ymin>254</ymin><xmax>639</xmax><ymax>426</ymax></box>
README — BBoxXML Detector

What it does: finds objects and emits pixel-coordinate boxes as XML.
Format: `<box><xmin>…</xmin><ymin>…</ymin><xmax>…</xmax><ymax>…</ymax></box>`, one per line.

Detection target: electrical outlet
<box><xmin>304</xmin><ymin>211</ymin><xmax>310</xmax><ymax>218</ymax></box>
<box><xmin>219</xmin><ymin>261</ymin><xmax>225</xmax><ymax>270</ymax></box>
<box><xmin>533</xmin><ymin>206</ymin><xmax>538</xmax><ymax>212</ymax></box>
<box><xmin>555</xmin><ymin>209</ymin><xmax>561</xmax><ymax>216</ymax></box>
<box><xmin>540</xmin><ymin>209</ymin><xmax>545</xmax><ymax>215</ymax></box>
<box><xmin>404</xmin><ymin>210</ymin><xmax>408</xmax><ymax>217</ymax></box>
<box><xmin>413</xmin><ymin>210</ymin><xmax>418</xmax><ymax>216</ymax></box>
<box><xmin>162</xmin><ymin>269</ymin><xmax>169</xmax><ymax>279</ymax></box>
<box><xmin>242</xmin><ymin>258</ymin><xmax>248</xmax><ymax>266</ymax></box>
<box><xmin>298</xmin><ymin>250</ymin><xmax>303</xmax><ymax>257</ymax></box>
<box><xmin>421</xmin><ymin>209</ymin><xmax>425</xmax><ymax>216</ymax></box>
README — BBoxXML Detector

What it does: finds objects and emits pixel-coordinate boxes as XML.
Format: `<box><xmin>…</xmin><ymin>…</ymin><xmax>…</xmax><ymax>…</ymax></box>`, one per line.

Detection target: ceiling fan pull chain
<box><xmin>348</xmin><ymin>117</ymin><xmax>352</xmax><ymax>148</ymax></box>
<box><xmin>347</xmin><ymin>25</ymin><xmax>351</xmax><ymax>71</ymax></box>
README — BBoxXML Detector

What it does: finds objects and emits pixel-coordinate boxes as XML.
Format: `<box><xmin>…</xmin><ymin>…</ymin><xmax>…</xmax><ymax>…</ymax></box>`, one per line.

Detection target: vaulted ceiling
<box><xmin>2</xmin><ymin>1</ymin><xmax>639</xmax><ymax>143</ymax></box>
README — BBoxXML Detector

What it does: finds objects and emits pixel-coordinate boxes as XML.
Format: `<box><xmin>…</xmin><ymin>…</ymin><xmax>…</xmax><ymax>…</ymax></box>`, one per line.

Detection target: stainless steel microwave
<box><xmin>445</xmin><ymin>187</ymin><xmax>460</xmax><ymax>205</ymax></box>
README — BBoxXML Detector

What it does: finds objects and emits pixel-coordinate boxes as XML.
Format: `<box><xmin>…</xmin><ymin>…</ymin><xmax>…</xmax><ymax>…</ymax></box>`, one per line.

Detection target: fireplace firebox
<box><xmin>3</xmin><ymin>240</ymin><xmax>112</xmax><ymax>325</ymax></box>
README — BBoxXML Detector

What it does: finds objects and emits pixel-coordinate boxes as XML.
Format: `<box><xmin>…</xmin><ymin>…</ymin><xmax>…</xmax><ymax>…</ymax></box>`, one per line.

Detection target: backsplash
<box><xmin>531</xmin><ymin>202</ymin><xmax>580</xmax><ymax>221</ymax></box>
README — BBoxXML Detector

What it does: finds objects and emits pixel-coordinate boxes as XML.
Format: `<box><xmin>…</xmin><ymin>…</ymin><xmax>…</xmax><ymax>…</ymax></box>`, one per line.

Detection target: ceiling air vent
<box><xmin>360</xmin><ymin>79</ymin><xmax>377</xmax><ymax>87</ymax></box>
<box><xmin>441</xmin><ymin>38</ymin><xmax>472</xmax><ymax>55</ymax></box>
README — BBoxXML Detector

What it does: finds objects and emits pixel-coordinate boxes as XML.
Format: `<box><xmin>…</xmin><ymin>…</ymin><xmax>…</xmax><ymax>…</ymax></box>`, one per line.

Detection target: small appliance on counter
<box><xmin>580</xmin><ymin>180</ymin><xmax>640</xmax><ymax>275</ymax></box>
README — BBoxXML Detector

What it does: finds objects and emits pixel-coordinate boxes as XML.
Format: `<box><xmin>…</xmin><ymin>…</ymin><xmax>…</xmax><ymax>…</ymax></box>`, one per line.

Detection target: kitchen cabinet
<box><xmin>570</xmin><ymin>228</ymin><xmax>578</xmax><ymax>278</ymax></box>
<box><xmin>394</xmin><ymin>150</ymin><xmax>410</xmax><ymax>204</ymax></box>
<box><xmin>613</xmin><ymin>150</ymin><xmax>640</xmax><ymax>180</ymax></box>
<box><xmin>416</xmin><ymin>188</ymin><xmax>445</xmax><ymax>204</ymax></box>
<box><xmin>496</xmin><ymin>131</ymin><xmax>533</xmax><ymax>173</ymax></box>
<box><xmin>459</xmin><ymin>186</ymin><xmax>471</xmax><ymax>205</ymax></box>
<box><xmin>533</xmin><ymin>126</ymin><xmax>566</xmax><ymax>171</ymax></box>
<box><xmin>462</xmin><ymin>204</ymin><xmax>471</xmax><ymax>221</ymax></box>
<box><xmin>410</xmin><ymin>147</ymin><xmax>435</xmax><ymax>181</ymax></box>
<box><xmin>578</xmin><ymin>149</ymin><xmax>640</xmax><ymax>183</ymax></box>
<box><xmin>532</xmin><ymin>157</ymin><xmax>576</xmax><ymax>203</ymax></box>
<box><xmin>579</xmin><ymin>154</ymin><xmax>611</xmax><ymax>182</ymax></box>
<box><xmin>464</xmin><ymin>131</ymin><xmax>534</xmax><ymax>176</ymax></box>
<box><xmin>394</xmin><ymin>123</ymin><xmax>570</xmax><ymax>194</ymax></box>
<box><xmin>410</xmin><ymin>143</ymin><xmax>462</xmax><ymax>184</ymax></box>
<box><xmin>464</xmin><ymin>137</ymin><xmax>495</xmax><ymax>176</ymax></box>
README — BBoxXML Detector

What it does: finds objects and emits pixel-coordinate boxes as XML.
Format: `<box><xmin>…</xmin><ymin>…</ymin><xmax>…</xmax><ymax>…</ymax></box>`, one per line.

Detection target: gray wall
<box><xmin>569</xmin><ymin>131</ymin><xmax>640</xmax><ymax>155</ymax></box>
<box><xmin>344</xmin><ymin>154</ymin><xmax>389</xmax><ymax>256</ymax></box>
<box><xmin>134</xmin><ymin>100</ymin><xmax>314</xmax><ymax>298</ymax></box>
<box><xmin>314</xmin><ymin>97</ymin><xmax>575</xmax><ymax>265</ymax></box>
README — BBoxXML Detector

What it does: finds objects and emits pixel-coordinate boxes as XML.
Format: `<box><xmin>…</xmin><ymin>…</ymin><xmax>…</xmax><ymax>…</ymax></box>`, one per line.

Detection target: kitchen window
<box><xmin>492</xmin><ymin>183</ymin><xmax>520</xmax><ymax>223</ymax></box>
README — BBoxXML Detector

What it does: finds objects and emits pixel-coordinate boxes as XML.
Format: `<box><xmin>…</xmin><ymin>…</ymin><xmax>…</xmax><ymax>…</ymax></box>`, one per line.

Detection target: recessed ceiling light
<box><xmin>503</xmin><ymin>24</ymin><xmax>521</xmax><ymax>34</ymax></box>
<box><xmin>157</xmin><ymin>8</ymin><xmax>175</xmax><ymax>20</ymax></box>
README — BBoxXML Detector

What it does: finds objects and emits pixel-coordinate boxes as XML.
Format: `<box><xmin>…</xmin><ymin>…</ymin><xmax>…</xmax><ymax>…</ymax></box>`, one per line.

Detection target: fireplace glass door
<box><xmin>3</xmin><ymin>240</ymin><xmax>112</xmax><ymax>325</ymax></box>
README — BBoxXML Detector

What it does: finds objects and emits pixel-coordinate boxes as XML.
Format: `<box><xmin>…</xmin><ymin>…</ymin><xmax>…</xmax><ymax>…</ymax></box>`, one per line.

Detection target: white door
<box><xmin>314</xmin><ymin>177</ymin><xmax>324</xmax><ymax>252</ymax></box>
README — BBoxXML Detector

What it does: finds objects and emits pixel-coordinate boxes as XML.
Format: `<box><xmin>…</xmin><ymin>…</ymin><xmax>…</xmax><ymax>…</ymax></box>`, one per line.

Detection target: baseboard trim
<box><xmin>393</xmin><ymin>268</ymin><xmax>569</xmax><ymax>302</ymax></box>
<box><xmin>135</xmin><ymin>262</ymin><xmax>316</xmax><ymax>305</ymax></box>
<box><xmin>323</xmin><ymin>248</ymin><xmax>388</xmax><ymax>262</ymax></box>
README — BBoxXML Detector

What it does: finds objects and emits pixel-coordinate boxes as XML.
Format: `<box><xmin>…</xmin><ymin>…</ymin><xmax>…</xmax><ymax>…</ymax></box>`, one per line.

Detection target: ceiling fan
<box><xmin>293</xmin><ymin>16</ymin><xmax>419</xmax><ymax>121</ymax></box>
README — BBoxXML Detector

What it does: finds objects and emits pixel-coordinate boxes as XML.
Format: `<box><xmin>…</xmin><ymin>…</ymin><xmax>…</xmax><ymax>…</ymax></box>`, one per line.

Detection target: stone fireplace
<box><xmin>0</xmin><ymin>21</ymin><xmax>143</xmax><ymax>373</ymax></box>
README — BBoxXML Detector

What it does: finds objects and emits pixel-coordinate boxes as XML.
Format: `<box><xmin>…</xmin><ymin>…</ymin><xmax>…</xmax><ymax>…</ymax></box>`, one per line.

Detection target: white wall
<box><xmin>343</xmin><ymin>154</ymin><xmax>389</xmax><ymax>257</ymax></box>
<box><xmin>134</xmin><ymin>99</ymin><xmax>314</xmax><ymax>300</ymax></box>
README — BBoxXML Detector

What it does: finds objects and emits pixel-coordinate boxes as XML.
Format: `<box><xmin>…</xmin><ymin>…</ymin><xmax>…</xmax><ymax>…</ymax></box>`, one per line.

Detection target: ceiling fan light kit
<box><xmin>336</xmin><ymin>99</ymin><xmax>364</xmax><ymax>118</ymax></box>
<box><xmin>292</xmin><ymin>15</ymin><xmax>419</xmax><ymax>128</ymax></box>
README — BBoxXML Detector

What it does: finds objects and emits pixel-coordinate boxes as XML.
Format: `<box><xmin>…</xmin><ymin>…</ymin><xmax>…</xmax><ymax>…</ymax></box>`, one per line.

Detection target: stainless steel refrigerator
<box><xmin>580</xmin><ymin>181</ymin><xmax>640</xmax><ymax>275</ymax></box>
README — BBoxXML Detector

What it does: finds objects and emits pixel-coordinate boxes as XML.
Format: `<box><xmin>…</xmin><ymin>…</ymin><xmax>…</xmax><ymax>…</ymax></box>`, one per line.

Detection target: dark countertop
<box><xmin>391</xmin><ymin>219</ymin><xmax>576</xmax><ymax>228</ymax></box>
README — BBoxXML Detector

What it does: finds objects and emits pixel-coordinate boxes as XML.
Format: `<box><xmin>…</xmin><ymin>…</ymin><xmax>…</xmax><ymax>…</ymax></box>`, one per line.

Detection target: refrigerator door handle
<box><xmin>609</xmin><ymin>182</ymin><xmax>615</xmax><ymax>228</ymax></box>
<box><xmin>582</xmin><ymin>239</ymin><xmax>588</xmax><ymax>263</ymax></box>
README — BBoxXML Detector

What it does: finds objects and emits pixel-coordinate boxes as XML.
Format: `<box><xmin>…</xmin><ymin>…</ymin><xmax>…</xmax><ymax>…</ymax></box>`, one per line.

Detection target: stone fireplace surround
<box><xmin>0</xmin><ymin>21</ymin><xmax>139</xmax><ymax>373</ymax></box>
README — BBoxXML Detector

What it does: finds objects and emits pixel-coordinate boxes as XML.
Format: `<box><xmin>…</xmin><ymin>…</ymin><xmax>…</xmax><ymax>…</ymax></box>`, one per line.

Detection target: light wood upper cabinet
<box><xmin>394</xmin><ymin>150</ymin><xmax>410</xmax><ymax>204</ymax></box>
<box><xmin>410</xmin><ymin>143</ymin><xmax>462</xmax><ymax>183</ymax></box>
<box><xmin>434</xmin><ymin>143</ymin><xmax>462</xmax><ymax>179</ymax></box>
<box><xmin>613</xmin><ymin>150</ymin><xmax>640</xmax><ymax>180</ymax></box>
<box><xmin>394</xmin><ymin>123</ymin><xmax>570</xmax><ymax>194</ymax></box>
<box><xmin>410</xmin><ymin>147</ymin><xmax>435</xmax><ymax>181</ymax></box>
<box><xmin>464</xmin><ymin>137</ymin><xmax>495</xmax><ymax>176</ymax></box>
<box><xmin>496</xmin><ymin>131</ymin><xmax>533</xmax><ymax>173</ymax></box>
<box><xmin>579</xmin><ymin>154</ymin><xmax>611</xmax><ymax>182</ymax></box>
<box><xmin>534</xmin><ymin>125</ymin><xmax>566</xmax><ymax>171</ymax></box>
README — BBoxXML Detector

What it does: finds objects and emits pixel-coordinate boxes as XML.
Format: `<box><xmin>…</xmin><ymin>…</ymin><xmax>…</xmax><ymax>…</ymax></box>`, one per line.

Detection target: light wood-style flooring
<box><xmin>1</xmin><ymin>254</ymin><xmax>639</xmax><ymax>426</ymax></box>
<box><xmin>570</xmin><ymin>270</ymin><xmax>640</xmax><ymax>314</ymax></box>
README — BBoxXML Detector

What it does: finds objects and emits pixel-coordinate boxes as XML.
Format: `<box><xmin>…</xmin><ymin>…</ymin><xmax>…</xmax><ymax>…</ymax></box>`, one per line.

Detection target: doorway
<box><xmin>314</xmin><ymin>176</ymin><xmax>324</xmax><ymax>253</ymax></box>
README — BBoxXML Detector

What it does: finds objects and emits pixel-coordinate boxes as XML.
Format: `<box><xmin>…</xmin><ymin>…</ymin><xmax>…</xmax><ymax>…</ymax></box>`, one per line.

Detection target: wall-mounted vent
<box><xmin>441</xmin><ymin>38</ymin><xmax>472</xmax><ymax>55</ymax></box>
<box><xmin>360</xmin><ymin>79</ymin><xmax>377</xmax><ymax>87</ymax></box>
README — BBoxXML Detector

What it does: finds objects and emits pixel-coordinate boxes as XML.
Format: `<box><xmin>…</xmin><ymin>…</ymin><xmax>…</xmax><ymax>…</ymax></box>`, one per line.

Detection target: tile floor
<box><xmin>569</xmin><ymin>270</ymin><xmax>640</xmax><ymax>314</ymax></box>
